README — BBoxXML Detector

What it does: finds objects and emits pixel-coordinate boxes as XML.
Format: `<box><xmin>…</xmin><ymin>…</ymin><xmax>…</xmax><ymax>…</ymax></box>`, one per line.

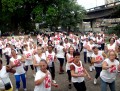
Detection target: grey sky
<box><xmin>77</xmin><ymin>0</ymin><xmax>105</xmax><ymax>9</ymax></box>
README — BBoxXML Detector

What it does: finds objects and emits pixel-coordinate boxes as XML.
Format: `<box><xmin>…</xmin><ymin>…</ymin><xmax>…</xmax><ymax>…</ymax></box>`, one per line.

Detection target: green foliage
<box><xmin>0</xmin><ymin>0</ymin><xmax>86</xmax><ymax>33</ymax></box>
<box><xmin>107</xmin><ymin>24</ymin><xmax>120</xmax><ymax>37</ymax></box>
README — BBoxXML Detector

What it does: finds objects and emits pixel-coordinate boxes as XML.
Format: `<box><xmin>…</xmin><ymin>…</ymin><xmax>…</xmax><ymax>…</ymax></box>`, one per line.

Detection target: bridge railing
<box><xmin>87</xmin><ymin>1</ymin><xmax>120</xmax><ymax>12</ymax></box>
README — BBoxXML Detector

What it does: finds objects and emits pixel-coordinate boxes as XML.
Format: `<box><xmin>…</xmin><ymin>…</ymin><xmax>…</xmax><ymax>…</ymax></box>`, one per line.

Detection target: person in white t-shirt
<box><xmin>34</xmin><ymin>60</ymin><xmax>58</xmax><ymax>91</ymax></box>
<box><xmin>91</xmin><ymin>46</ymin><xmax>107</xmax><ymax>85</ymax></box>
<box><xmin>96</xmin><ymin>35</ymin><xmax>103</xmax><ymax>50</ymax></box>
<box><xmin>66</xmin><ymin>46</ymin><xmax>75</xmax><ymax>89</ymax></box>
<box><xmin>105</xmin><ymin>37</ymin><xmax>118</xmax><ymax>52</ymax></box>
<box><xmin>55</xmin><ymin>41</ymin><xmax>66</xmax><ymax>74</ymax></box>
<box><xmin>70</xmin><ymin>51</ymin><xmax>91</xmax><ymax>91</ymax></box>
<box><xmin>100</xmin><ymin>50</ymin><xmax>120</xmax><ymax>91</ymax></box>
<box><xmin>23</xmin><ymin>44</ymin><xmax>35</xmax><ymax>77</ymax></box>
<box><xmin>86</xmin><ymin>38</ymin><xmax>95</xmax><ymax>72</ymax></box>
<box><xmin>83</xmin><ymin>38</ymin><xmax>89</xmax><ymax>63</ymax></box>
<box><xmin>4</xmin><ymin>43</ymin><xmax>11</xmax><ymax>65</ymax></box>
<box><xmin>10</xmin><ymin>49</ymin><xmax>27</xmax><ymax>91</ymax></box>
<box><xmin>0</xmin><ymin>59</ymin><xmax>16</xmax><ymax>91</ymax></box>
<box><xmin>33</xmin><ymin>46</ymin><xmax>46</xmax><ymax>72</ymax></box>
<box><xmin>46</xmin><ymin>45</ymin><xmax>57</xmax><ymax>84</ymax></box>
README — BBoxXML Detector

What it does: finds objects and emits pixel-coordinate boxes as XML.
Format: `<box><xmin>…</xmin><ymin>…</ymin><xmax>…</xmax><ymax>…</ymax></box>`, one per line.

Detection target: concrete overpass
<box><xmin>83</xmin><ymin>1</ymin><xmax>120</xmax><ymax>31</ymax></box>
<box><xmin>84</xmin><ymin>1</ymin><xmax>120</xmax><ymax>21</ymax></box>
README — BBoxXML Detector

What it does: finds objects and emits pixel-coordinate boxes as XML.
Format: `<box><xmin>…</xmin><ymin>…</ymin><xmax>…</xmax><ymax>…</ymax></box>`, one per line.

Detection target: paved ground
<box><xmin>2</xmin><ymin>37</ymin><xmax>120</xmax><ymax>91</ymax></box>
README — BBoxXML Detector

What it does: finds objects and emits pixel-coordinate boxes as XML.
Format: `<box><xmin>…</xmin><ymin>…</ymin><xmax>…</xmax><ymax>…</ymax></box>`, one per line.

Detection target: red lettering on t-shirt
<box><xmin>48</xmin><ymin>55</ymin><xmax>53</xmax><ymax>61</ymax></box>
<box><xmin>95</xmin><ymin>56</ymin><xmax>103</xmax><ymax>63</ymax></box>
<box><xmin>14</xmin><ymin>59</ymin><xmax>21</xmax><ymax>67</ymax></box>
<box><xmin>110</xmin><ymin>65</ymin><xmax>116</xmax><ymax>73</ymax></box>
<box><xmin>45</xmin><ymin>75</ymin><xmax>51</xmax><ymax>88</ymax></box>
<box><xmin>78</xmin><ymin>67</ymin><xmax>84</xmax><ymax>75</ymax></box>
<box><xmin>26</xmin><ymin>53</ymin><xmax>31</xmax><ymax>58</ymax></box>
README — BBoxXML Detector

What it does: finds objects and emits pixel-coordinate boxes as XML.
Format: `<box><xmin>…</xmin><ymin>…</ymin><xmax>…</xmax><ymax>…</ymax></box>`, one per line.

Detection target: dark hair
<box><xmin>92</xmin><ymin>46</ymin><xmax>98</xmax><ymax>50</ymax></box>
<box><xmin>109</xmin><ymin>38</ymin><xmax>115</xmax><ymax>43</ymax></box>
<box><xmin>48</xmin><ymin>40</ymin><xmax>52</xmax><ymax>45</ymax></box>
<box><xmin>73</xmin><ymin>51</ymin><xmax>80</xmax><ymax>57</ymax></box>
<box><xmin>0</xmin><ymin>59</ymin><xmax>2</xmax><ymax>64</ymax></box>
<box><xmin>60</xmin><ymin>41</ymin><xmax>63</xmax><ymax>45</ymax></box>
<box><xmin>48</xmin><ymin>44</ymin><xmax>54</xmax><ymax>49</ymax></box>
<box><xmin>40</xmin><ymin>59</ymin><xmax>48</xmax><ymax>64</ymax></box>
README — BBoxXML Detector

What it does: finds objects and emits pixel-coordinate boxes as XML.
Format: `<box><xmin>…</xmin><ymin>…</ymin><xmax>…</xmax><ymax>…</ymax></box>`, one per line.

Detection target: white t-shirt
<box><xmin>87</xmin><ymin>42</ymin><xmax>95</xmax><ymax>57</ymax></box>
<box><xmin>66</xmin><ymin>53</ymin><xmax>73</xmax><ymax>71</ymax></box>
<box><xmin>71</xmin><ymin>61</ymin><xmax>84</xmax><ymax>83</ymax></box>
<box><xmin>34</xmin><ymin>53</ymin><xmax>46</xmax><ymax>71</ymax></box>
<box><xmin>63</xmin><ymin>43</ymin><xmax>71</xmax><ymax>51</ymax></box>
<box><xmin>0</xmin><ymin>66</ymin><xmax>12</xmax><ymax>90</ymax></box>
<box><xmin>96</xmin><ymin>37</ymin><xmax>102</xmax><ymax>47</ymax></box>
<box><xmin>23</xmin><ymin>50</ymin><xmax>33</xmax><ymax>65</ymax></box>
<box><xmin>107</xmin><ymin>43</ymin><xmax>116</xmax><ymax>51</ymax></box>
<box><xmin>45</xmin><ymin>51</ymin><xmax>55</xmax><ymax>67</ymax></box>
<box><xmin>34</xmin><ymin>70</ymin><xmax>51</xmax><ymax>91</ymax></box>
<box><xmin>10</xmin><ymin>55</ymin><xmax>25</xmax><ymax>75</ymax></box>
<box><xmin>56</xmin><ymin>45</ymin><xmax>65</xmax><ymax>58</ymax></box>
<box><xmin>83</xmin><ymin>41</ymin><xmax>88</xmax><ymax>52</ymax></box>
<box><xmin>4</xmin><ymin>47</ymin><xmax>11</xmax><ymax>56</ymax></box>
<box><xmin>92</xmin><ymin>51</ymin><xmax>104</xmax><ymax>67</ymax></box>
<box><xmin>0</xmin><ymin>41</ymin><xmax>2</xmax><ymax>49</ymax></box>
<box><xmin>100</xmin><ymin>58</ymin><xmax>119</xmax><ymax>83</ymax></box>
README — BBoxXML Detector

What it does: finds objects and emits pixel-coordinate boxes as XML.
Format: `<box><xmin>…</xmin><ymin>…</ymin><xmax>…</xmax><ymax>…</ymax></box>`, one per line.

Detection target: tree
<box><xmin>0</xmin><ymin>0</ymin><xmax>86</xmax><ymax>33</ymax></box>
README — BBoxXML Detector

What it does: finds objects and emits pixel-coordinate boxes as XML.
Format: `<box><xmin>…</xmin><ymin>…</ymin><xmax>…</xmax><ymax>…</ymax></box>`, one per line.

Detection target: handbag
<box><xmin>0</xmin><ymin>77</ymin><xmax>12</xmax><ymax>90</ymax></box>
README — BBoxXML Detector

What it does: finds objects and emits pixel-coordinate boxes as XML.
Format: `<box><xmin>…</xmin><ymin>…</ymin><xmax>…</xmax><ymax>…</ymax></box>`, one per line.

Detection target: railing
<box><xmin>87</xmin><ymin>1</ymin><xmax>120</xmax><ymax>12</ymax></box>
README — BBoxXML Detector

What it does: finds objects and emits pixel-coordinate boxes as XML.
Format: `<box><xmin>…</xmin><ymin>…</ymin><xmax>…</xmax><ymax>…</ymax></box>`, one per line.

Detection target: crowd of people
<box><xmin>0</xmin><ymin>31</ymin><xmax>120</xmax><ymax>91</ymax></box>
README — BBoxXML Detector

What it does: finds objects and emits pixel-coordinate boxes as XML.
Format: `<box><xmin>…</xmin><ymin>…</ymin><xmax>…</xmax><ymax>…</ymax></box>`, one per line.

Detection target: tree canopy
<box><xmin>0</xmin><ymin>0</ymin><xmax>86</xmax><ymax>33</ymax></box>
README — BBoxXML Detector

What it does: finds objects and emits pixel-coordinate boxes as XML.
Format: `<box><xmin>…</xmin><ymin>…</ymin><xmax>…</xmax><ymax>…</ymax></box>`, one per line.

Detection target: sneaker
<box><xmin>68</xmin><ymin>84</ymin><xmax>72</xmax><ymax>89</ymax></box>
<box><xmin>92</xmin><ymin>66</ymin><xmax>95</xmax><ymax>70</ymax></box>
<box><xmin>24</xmin><ymin>88</ymin><xmax>27</xmax><ymax>91</ymax></box>
<box><xmin>52</xmin><ymin>80</ymin><xmax>56</xmax><ymax>84</ymax></box>
<box><xmin>89</xmin><ymin>66</ymin><xmax>92</xmax><ymax>72</ymax></box>
<box><xmin>94</xmin><ymin>78</ymin><xmax>97</xmax><ymax>85</ymax></box>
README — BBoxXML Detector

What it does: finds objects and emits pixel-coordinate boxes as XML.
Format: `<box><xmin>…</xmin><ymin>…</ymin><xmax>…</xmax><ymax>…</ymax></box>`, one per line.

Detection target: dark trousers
<box><xmin>24</xmin><ymin>65</ymin><xmax>34</xmax><ymax>72</ymax></box>
<box><xmin>87</xmin><ymin>57</ymin><xmax>92</xmax><ymax>64</ymax></box>
<box><xmin>67</xmin><ymin>70</ymin><xmax>71</xmax><ymax>82</ymax></box>
<box><xmin>58</xmin><ymin>58</ymin><xmax>64</xmax><ymax>67</ymax></box>
<box><xmin>84</xmin><ymin>52</ymin><xmax>87</xmax><ymax>63</ymax></box>
<box><xmin>19</xmin><ymin>49</ymin><xmax>23</xmax><ymax>54</ymax></box>
<box><xmin>49</xmin><ymin>63</ymin><xmax>55</xmax><ymax>80</ymax></box>
<box><xmin>0</xmin><ymin>49</ymin><xmax>2</xmax><ymax>57</ymax></box>
<box><xmin>98</xmin><ymin>47</ymin><xmax>102</xmax><ymax>50</ymax></box>
<box><xmin>95</xmin><ymin>67</ymin><xmax>102</xmax><ymax>79</ymax></box>
<box><xmin>5</xmin><ymin>55</ymin><xmax>10</xmax><ymax>65</ymax></box>
<box><xmin>101</xmin><ymin>43</ymin><xmax>105</xmax><ymax>50</ymax></box>
<box><xmin>73</xmin><ymin>81</ymin><xmax>86</xmax><ymax>91</ymax></box>
<box><xmin>80</xmin><ymin>43</ymin><xmax>83</xmax><ymax>52</ymax></box>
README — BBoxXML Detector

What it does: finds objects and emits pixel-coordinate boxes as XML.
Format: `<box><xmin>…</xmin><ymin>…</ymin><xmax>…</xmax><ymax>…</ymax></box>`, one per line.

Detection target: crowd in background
<box><xmin>0</xmin><ymin>31</ymin><xmax>120</xmax><ymax>91</ymax></box>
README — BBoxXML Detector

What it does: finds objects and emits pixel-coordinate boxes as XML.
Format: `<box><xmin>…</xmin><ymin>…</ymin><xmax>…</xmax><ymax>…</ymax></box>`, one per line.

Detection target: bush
<box><xmin>106</xmin><ymin>24</ymin><xmax>120</xmax><ymax>37</ymax></box>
